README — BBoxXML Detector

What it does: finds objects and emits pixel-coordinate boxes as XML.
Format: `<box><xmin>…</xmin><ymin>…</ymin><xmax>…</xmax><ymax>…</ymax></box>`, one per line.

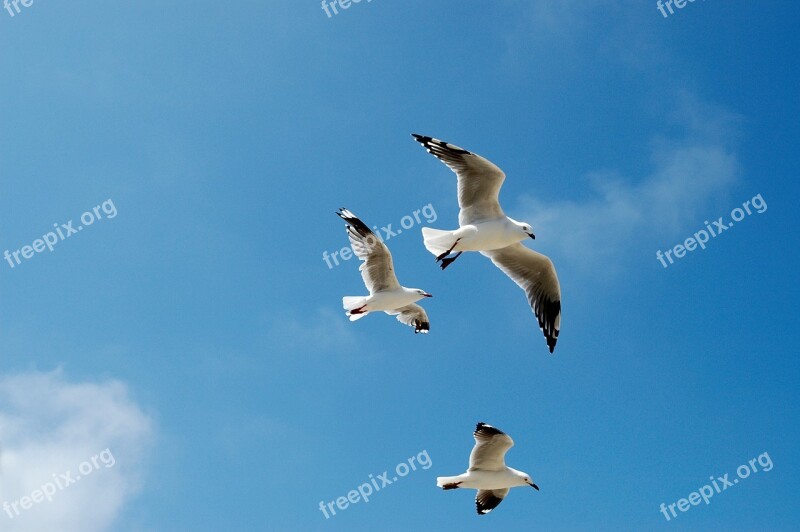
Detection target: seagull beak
<box><xmin>528</xmin><ymin>482</ymin><xmax>539</xmax><ymax>490</ymax></box>
<box><xmin>423</xmin><ymin>293</ymin><xmax>433</xmax><ymax>298</ymax></box>
<box><xmin>527</xmin><ymin>232</ymin><xmax>536</xmax><ymax>240</ymax></box>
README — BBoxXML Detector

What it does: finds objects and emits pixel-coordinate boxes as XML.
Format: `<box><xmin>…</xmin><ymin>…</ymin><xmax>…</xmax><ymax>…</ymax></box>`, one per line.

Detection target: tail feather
<box><xmin>421</xmin><ymin>227</ymin><xmax>456</xmax><ymax>256</ymax></box>
<box><xmin>342</xmin><ymin>296</ymin><xmax>369</xmax><ymax>321</ymax></box>
<box><xmin>436</xmin><ymin>476</ymin><xmax>461</xmax><ymax>488</ymax></box>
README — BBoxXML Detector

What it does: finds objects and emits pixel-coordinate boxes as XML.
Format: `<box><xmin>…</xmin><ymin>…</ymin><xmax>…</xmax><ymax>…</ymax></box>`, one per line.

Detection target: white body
<box><xmin>347</xmin><ymin>287</ymin><xmax>428</xmax><ymax>315</ymax></box>
<box><xmin>437</xmin><ymin>467</ymin><xmax>530</xmax><ymax>490</ymax></box>
<box><xmin>422</xmin><ymin>217</ymin><xmax>528</xmax><ymax>256</ymax></box>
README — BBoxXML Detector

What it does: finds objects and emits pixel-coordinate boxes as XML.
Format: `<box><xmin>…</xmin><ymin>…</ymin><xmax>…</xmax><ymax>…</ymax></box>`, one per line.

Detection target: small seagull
<box><xmin>412</xmin><ymin>134</ymin><xmax>562</xmax><ymax>353</ymax></box>
<box><xmin>437</xmin><ymin>422</ymin><xmax>539</xmax><ymax>515</ymax></box>
<box><xmin>336</xmin><ymin>208</ymin><xmax>432</xmax><ymax>334</ymax></box>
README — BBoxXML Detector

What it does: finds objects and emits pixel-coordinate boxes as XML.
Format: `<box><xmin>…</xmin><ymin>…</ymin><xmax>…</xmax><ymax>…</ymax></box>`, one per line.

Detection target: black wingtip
<box><xmin>475</xmin><ymin>490</ymin><xmax>505</xmax><ymax>515</ymax></box>
<box><xmin>414</xmin><ymin>320</ymin><xmax>430</xmax><ymax>334</ymax></box>
<box><xmin>474</xmin><ymin>422</ymin><xmax>504</xmax><ymax>436</ymax></box>
<box><xmin>336</xmin><ymin>209</ymin><xmax>377</xmax><ymax>241</ymax></box>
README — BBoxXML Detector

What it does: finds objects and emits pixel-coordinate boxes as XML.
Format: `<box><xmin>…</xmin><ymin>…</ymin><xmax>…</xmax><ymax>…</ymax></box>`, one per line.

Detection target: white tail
<box><xmin>436</xmin><ymin>475</ymin><xmax>461</xmax><ymax>488</ymax></box>
<box><xmin>421</xmin><ymin>227</ymin><xmax>456</xmax><ymax>256</ymax></box>
<box><xmin>342</xmin><ymin>296</ymin><xmax>369</xmax><ymax>321</ymax></box>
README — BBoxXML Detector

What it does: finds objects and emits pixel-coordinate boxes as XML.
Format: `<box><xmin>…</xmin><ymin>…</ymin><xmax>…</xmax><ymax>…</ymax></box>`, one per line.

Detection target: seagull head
<box><xmin>514</xmin><ymin>470</ymin><xmax>539</xmax><ymax>490</ymax></box>
<box><xmin>524</xmin><ymin>224</ymin><xmax>536</xmax><ymax>240</ymax></box>
<box><xmin>513</xmin><ymin>220</ymin><xmax>536</xmax><ymax>240</ymax></box>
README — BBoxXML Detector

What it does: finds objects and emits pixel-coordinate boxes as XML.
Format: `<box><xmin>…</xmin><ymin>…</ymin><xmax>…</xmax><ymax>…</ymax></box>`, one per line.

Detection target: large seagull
<box><xmin>336</xmin><ymin>208</ymin><xmax>432</xmax><ymax>334</ymax></box>
<box><xmin>412</xmin><ymin>134</ymin><xmax>562</xmax><ymax>353</ymax></box>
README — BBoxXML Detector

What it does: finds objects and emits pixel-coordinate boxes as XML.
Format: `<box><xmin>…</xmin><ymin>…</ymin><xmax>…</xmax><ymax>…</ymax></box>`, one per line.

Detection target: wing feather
<box><xmin>481</xmin><ymin>243</ymin><xmax>561</xmax><ymax>353</ymax></box>
<box><xmin>475</xmin><ymin>488</ymin><xmax>509</xmax><ymax>515</ymax></box>
<box><xmin>387</xmin><ymin>304</ymin><xmax>430</xmax><ymax>334</ymax></box>
<box><xmin>412</xmin><ymin>134</ymin><xmax>506</xmax><ymax>225</ymax></box>
<box><xmin>468</xmin><ymin>422</ymin><xmax>514</xmax><ymax>471</ymax></box>
<box><xmin>337</xmin><ymin>209</ymin><xmax>400</xmax><ymax>293</ymax></box>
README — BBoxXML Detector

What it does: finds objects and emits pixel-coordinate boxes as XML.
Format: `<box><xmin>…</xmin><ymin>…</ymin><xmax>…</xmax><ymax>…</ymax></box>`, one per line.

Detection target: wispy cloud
<box><xmin>518</xmin><ymin>93</ymin><xmax>741</xmax><ymax>273</ymax></box>
<box><xmin>262</xmin><ymin>306</ymin><xmax>374</xmax><ymax>358</ymax></box>
<box><xmin>262</xmin><ymin>307</ymin><xmax>390</xmax><ymax>362</ymax></box>
<box><xmin>0</xmin><ymin>370</ymin><xmax>154</xmax><ymax>532</ymax></box>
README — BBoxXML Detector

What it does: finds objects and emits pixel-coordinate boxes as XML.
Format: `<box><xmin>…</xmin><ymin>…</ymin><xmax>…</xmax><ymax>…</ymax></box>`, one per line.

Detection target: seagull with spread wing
<box><xmin>412</xmin><ymin>134</ymin><xmax>562</xmax><ymax>353</ymax></box>
<box><xmin>336</xmin><ymin>208</ymin><xmax>432</xmax><ymax>334</ymax></box>
<box><xmin>437</xmin><ymin>422</ymin><xmax>539</xmax><ymax>515</ymax></box>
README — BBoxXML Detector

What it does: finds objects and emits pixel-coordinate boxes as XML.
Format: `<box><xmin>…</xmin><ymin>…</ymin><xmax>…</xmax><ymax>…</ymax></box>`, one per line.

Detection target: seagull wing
<box><xmin>481</xmin><ymin>243</ymin><xmax>561</xmax><ymax>353</ymax></box>
<box><xmin>475</xmin><ymin>489</ymin><xmax>509</xmax><ymax>515</ymax></box>
<box><xmin>387</xmin><ymin>304</ymin><xmax>430</xmax><ymax>334</ymax></box>
<box><xmin>412</xmin><ymin>134</ymin><xmax>506</xmax><ymax>225</ymax></box>
<box><xmin>468</xmin><ymin>422</ymin><xmax>514</xmax><ymax>472</ymax></box>
<box><xmin>337</xmin><ymin>209</ymin><xmax>400</xmax><ymax>293</ymax></box>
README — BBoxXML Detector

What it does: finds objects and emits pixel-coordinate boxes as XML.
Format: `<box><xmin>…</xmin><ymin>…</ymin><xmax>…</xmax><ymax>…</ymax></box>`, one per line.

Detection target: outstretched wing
<box><xmin>412</xmin><ymin>134</ymin><xmax>506</xmax><ymax>225</ymax></box>
<box><xmin>337</xmin><ymin>208</ymin><xmax>400</xmax><ymax>294</ymax></box>
<box><xmin>469</xmin><ymin>422</ymin><xmax>514</xmax><ymax>472</ymax></box>
<box><xmin>387</xmin><ymin>304</ymin><xmax>430</xmax><ymax>334</ymax></box>
<box><xmin>481</xmin><ymin>243</ymin><xmax>561</xmax><ymax>353</ymax></box>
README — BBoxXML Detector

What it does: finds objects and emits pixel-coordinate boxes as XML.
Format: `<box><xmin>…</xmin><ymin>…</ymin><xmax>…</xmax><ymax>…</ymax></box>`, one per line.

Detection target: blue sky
<box><xmin>1</xmin><ymin>1</ymin><xmax>798</xmax><ymax>530</ymax></box>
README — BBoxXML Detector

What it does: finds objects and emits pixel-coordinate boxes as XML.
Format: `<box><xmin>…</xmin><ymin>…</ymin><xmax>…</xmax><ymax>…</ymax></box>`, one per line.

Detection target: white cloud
<box><xmin>518</xmin><ymin>93</ymin><xmax>741</xmax><ymax>273</ymax></box>
<box><xmin>0</xmin><ymin>370</ymin><xmax>154</xmax><ymax>532</ymax></box>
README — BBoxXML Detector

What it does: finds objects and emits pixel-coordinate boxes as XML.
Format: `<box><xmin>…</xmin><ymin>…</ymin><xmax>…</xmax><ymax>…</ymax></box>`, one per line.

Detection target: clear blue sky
<box><xmin>1</xmin><ymin>1</ymin><xmax>798</xmax><ymax>530</ymax></box>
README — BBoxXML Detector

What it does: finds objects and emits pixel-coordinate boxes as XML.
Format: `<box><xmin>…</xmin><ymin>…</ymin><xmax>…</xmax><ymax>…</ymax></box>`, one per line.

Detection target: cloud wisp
<box><xmin>518</xmin><ymin>94</ymin><xmax>742</xmax><ymax>274</ymax></box>
<box><xmin>0</xmin><ymin>370</ymin><xmax>154</xmax><ymax>532</ymax></box>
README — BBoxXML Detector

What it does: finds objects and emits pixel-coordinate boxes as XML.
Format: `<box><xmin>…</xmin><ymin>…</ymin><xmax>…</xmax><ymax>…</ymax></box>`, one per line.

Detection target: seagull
<box><xmin>412</xmin><ymin>134</ymin><xmax>562</xmax><ymax>353</ymax></box>
<box><xmin>437</xmin><ymin>422</ymin><xmax>539</xmax><ymax>515</ymax></box>
<box><xmin>336</xmin><ymin>208</ymin><xmax>432</xmax><ymax>334</ymax></box>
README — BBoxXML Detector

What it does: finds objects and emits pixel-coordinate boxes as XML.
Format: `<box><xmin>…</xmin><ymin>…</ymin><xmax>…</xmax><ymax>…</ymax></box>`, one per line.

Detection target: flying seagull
<box><xmin>411</xmin><ymin>134</ymin><xmax>561</xmax><ymax>353</ymax></box>
<box><xmin>437</xmin><ymin>422</ymin><xmax>539</xmax><ymax>515</ymax></box>
<box><xmin>336</xmin><ymin>208</ymin><xmax>432</xmax><ymax>334</ymax></box>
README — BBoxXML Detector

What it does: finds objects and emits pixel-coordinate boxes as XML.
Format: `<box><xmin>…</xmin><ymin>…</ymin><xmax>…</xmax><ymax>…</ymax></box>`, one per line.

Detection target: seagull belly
<box><xmin>460</xmin><ymin>469</ymin><xmax>521</xmax><ymax>490</ymax></box>
<box><xmin>367</xmin><ymin>290</ymin><xmax>419</xmax><ymax>312</ymax></box>
<box><xmin>457</xmin><ymin>220</ymin><xmax>524</xmax><ymax>252</ymax></box>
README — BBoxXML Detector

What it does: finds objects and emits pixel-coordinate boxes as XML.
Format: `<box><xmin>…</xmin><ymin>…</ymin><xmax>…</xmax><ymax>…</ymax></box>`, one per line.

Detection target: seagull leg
<box><xmin>349</xmin><ymin>305</ymin><xmax>368</xmax><ymax>315</ymax></box>
<box><xmin>439</xmin><ymin>251</ymin><xmax>463</xmax><ymax>271</ymax></box>
<box><xmin>435</xmin><ymin>239</ymin><xmax>461</xmax><ymax>262</ymax></box>
<box><xmin>441</xmin><ymin>482</ymin><xmax>462</xmax><ymax>490</ymax></box>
